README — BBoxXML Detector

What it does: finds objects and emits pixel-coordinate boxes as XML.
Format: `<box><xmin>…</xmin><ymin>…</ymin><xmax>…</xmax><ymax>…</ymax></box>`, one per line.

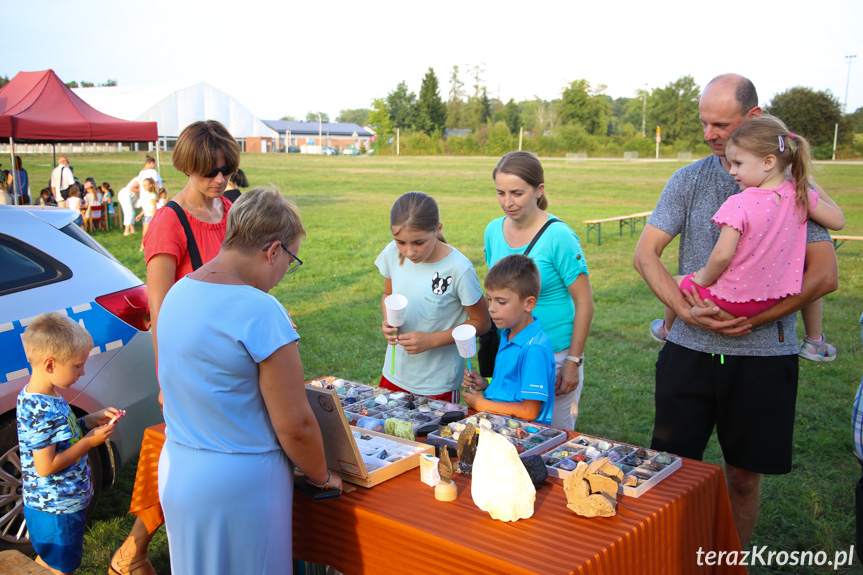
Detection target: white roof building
<box><xmin>72</xmin><ymin>83</ymin><xmax>277</xmax><ymax>139</ymax></box>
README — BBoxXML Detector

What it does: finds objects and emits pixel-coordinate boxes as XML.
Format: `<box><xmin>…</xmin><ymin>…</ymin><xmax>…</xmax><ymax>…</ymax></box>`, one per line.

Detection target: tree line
<box><xmin>319</xmin><ymin>67</ymin><xmax>863</xmax><ymax>159</ymax></box>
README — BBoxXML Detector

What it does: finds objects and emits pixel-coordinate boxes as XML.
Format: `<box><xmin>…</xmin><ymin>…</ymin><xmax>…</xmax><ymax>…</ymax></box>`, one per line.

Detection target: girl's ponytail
<box><xmin>787</xmin><ymin>133</ymin><xmax>813</xmax><ymax>214</ymax></box>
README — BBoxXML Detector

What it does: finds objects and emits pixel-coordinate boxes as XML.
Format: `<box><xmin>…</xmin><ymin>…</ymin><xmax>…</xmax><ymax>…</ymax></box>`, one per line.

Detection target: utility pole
<box><xmin>642</xmin><ymin>84</ymin><xmax>647</xmax><ymax>138</ymax></box>
<box><xmin>833</xmin><ymin>55</ymin><xmax>856</xmax><ymax>160</ymax></box>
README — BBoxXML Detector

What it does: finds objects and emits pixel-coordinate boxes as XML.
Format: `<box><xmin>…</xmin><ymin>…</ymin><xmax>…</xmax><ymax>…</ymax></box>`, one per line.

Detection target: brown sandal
<box><xmin>108</xmin><ymin>549</ymin><xmax>157</xmax><ymax>575</ymax></box>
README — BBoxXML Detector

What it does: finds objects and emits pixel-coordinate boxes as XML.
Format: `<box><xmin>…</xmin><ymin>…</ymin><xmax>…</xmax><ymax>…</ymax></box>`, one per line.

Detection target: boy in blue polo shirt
<box><xmin>462</xmin><ymin>255</ymin><xmax>555</xmax><ymax>425</ymax></box>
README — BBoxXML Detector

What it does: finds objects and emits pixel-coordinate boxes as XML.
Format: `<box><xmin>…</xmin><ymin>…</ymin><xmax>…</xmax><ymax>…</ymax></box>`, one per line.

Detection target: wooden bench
<box><xmin>0</xmin><ymin>550</ymin><xmax>53</xmax><ymax>574</ymax></box>
<box><xmin>833</xmin><ymin>235</ymin><xmax>863</xmax><ymax>250</ymax></box>
<box><xmin>583</xmin><ymin>211</ymin><xmax>652</xmax><ymax>246</ymax></box>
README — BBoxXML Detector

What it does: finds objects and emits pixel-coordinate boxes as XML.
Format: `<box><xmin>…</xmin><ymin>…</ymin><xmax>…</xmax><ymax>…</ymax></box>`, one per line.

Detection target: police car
<box><xmin>0</xmin><ymin>205</ymin><xmax>162</xmax><ymax>551</ymax></box>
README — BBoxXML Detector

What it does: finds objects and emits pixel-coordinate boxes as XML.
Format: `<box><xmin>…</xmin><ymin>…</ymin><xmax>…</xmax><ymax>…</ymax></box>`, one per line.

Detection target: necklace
<box><xmin>200</xmin><ymin>264</ymin><xmax>246</xmax><ymax>285</ymax></box>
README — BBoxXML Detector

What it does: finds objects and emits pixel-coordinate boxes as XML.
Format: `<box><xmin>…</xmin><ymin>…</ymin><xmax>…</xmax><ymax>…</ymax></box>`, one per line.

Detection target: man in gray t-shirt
<box><xmin>634</xmin><ymin>74</ymin><xmax>838</xmax><ymax>548</ymax></box>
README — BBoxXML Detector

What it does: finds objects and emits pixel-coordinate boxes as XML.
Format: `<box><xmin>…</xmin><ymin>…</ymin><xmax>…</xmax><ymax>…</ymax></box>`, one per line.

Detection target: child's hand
<box><xmin>463</xmin><ymin>388</ymin><xmax>479</xmax><ymax>409</ymax></box>
<box><xmin>135</xmin><ymin>213</ymin><xmax>142</xmax><ymax>221</ymax></box>
<box><xmin>462</xmin><ymin>369</ymin><xmax>486</xmax><ymax>393</ymax></box>
<box><xmin>381</xmin><ymin>321</ymin><xmax>399</xmax><ymax>345</ymax></box>
<box><xmin>86</xmin><ymin>407</ymin><xmax>124</xmax><ymax>428</ymax></box>
<box><xmin>86</xmin><ymin>422</ymin><xmax>116</xmax><ymax>446</ymax></box>
<box><xmin>395</xmin><ymin>331</ymin><xmax>431</xmax><ymax>354</ymax></box>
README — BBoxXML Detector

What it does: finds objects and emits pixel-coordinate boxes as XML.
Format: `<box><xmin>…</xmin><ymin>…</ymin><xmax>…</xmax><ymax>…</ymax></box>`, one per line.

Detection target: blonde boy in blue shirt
<box><xmin>17</xmin><ymin>312</ymin><xmax>121</xmax><ymax>574</ymax></box>
<box><xmin>462</xmin><ymin>255</ymin><xmax>555</xmax><ymax>424</ymax></box>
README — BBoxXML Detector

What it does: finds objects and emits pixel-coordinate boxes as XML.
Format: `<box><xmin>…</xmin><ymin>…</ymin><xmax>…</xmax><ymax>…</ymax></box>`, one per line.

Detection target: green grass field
<box><xmin>16</xmin><ymin>152</ymin><xmax>863</xmax><ymax>574</ymax></box>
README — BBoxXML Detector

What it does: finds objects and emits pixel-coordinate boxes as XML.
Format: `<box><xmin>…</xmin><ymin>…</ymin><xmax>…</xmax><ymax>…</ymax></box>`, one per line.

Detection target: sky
<box><xmin>4</xmin><ymin>0</ymin><xmax>863</xmax><ymax>124</ymax></box>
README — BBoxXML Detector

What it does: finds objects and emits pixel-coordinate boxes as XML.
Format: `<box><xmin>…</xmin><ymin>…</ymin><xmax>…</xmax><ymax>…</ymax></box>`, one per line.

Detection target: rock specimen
<box><xmin>384</xmin><ymin>418</ymin><xmax>415</xmax><ymax>440</ymax></box>
<box><xmin>471</xmin><ymin>429</ymin><xmax>536</xmax><ymax>521</ymax></box>
<box><xmin>520</xmin><ymin>455</ymin><xmax>548</xmax><ymax>490</ymax></box>
<box><xmin>563</xmin><ymin>457</ymin><xmax>622</xmax><ymax>518</ymax></box>
<box><xmin>455</xmin><ymin>423</ymin><xmax>478</xmax><ymax>475</ymax></box>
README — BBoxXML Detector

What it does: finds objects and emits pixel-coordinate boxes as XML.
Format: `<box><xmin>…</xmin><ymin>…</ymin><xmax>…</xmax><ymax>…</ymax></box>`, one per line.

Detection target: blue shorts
<box><xmin>142</xmin><ymin>215</ymin><xmax>152</xmax><ymax>223</ymax></box>
<box><xmin>23</xmin><ymin>506</ymin><xmax>87</xmax><ymax>573</ymax></box>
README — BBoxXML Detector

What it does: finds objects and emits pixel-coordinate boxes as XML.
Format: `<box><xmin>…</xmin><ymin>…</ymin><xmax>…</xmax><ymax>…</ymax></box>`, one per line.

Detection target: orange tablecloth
<box><xmin>292</xmin><ymin>440</ymin><xmax>745</xmax><ymax>574</ymax></box>
<box><xmin>128</xmin><ymin>423</ymin><xmax>166</xmax><ymax>534</ymax></box>
<box><xmin>133</xmin><ymin>424</ymin><xmax>743</xmax><ymax>574</ymax></box>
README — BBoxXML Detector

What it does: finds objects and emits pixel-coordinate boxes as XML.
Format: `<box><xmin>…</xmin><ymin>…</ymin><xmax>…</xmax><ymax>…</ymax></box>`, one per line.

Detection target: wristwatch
<box><xmin>566</xmin><ymin>355</ymin><xmax>583</xmax><ymax>366</ymax></box>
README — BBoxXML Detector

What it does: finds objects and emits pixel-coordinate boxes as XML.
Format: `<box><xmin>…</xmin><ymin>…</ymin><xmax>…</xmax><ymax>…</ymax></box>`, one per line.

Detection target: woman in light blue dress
<box><xmin>157</xmin><ymin>187</ymin><xmax>342</xmax><ymax>574</ymax></box>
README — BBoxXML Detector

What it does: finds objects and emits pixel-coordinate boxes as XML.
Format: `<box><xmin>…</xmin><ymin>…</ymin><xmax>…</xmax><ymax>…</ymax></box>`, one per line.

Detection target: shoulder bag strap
<box><xmin>165</xmin><ymin>201</ymin><xmax>203</xmax><ymax>270</ymax></box>
<box><xmin>523</xmin><ymin>218</ymin><xmax>561</xmax><ymax>256</ymax></box>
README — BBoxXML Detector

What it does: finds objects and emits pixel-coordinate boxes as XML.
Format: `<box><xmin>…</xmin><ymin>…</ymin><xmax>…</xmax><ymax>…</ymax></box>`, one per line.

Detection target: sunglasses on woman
<box><xmin>202</xmin><ymin>166</ymin><xmax>233</xmax><ymax>178</ymax></box>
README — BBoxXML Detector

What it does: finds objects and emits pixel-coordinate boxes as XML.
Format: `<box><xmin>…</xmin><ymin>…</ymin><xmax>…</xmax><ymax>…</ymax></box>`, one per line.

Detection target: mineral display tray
<box><xmin>427</xmin><ymin>412</ymin><xmax>567</xmax><ymax>459</ymax></box>
<box><xmin>306</xmin><ymin>386</ymin><xmax>434</xmax><ymax>488</ymax></box>
<box><xmin>541</xmin><ymin>434</ymin><xmax>682</xmax><ymax>497</ymax></box>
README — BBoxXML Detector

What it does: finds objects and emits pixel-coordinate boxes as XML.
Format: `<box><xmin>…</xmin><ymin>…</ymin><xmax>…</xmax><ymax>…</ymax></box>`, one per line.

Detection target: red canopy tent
<box><xmin>0</xmin><ymin>70</ymin><xmax>158</xmax><ymax>204</ymax></box>
<box><xmin>0</xmin><ymin>69</ymin><xmax>157</xmax><ymax>142</ymax></box>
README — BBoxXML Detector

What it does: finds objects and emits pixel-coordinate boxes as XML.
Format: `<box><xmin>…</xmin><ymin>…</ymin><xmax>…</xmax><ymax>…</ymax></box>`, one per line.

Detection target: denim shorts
<box><xmin>23</xmin><ymin>505</ymin><xmax>87</xmax><ymax>572</ymax></box>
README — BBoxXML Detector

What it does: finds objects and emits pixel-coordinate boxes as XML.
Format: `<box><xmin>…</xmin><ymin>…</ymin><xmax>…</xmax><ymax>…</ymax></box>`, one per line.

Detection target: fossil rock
<box><xmin>455</xmin><ymin>423</ymin><xmax>478</xmax><ymax>474</ymax></box>
<box><xmin>563</xmin><ymin>457</ymin><xmax>621</xmax><ymax>518</ymax></box>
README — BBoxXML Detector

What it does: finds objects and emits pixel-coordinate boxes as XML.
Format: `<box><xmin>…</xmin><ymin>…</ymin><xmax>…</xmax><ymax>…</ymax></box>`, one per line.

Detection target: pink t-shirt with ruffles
<box><xmin>708</xmin><ymin>180</ymin><xmax>817</xmax><ymax>303</ymax></box>
<box><xmin>143</xmin><ymin>198</ymin><xmax>232</xmax><ymax>281</ymax></box>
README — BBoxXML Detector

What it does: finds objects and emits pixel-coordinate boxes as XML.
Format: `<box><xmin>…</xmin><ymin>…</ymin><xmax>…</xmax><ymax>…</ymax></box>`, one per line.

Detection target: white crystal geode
<box><xmin>471</xmin><ymin>429</ymin><xmax>536</xmax><ymax>522</ymax></box>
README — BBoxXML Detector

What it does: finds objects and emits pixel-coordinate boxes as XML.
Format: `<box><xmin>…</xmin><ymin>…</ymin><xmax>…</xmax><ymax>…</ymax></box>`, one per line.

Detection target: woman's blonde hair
<box><xmin>223</xmin><ymin>187</ymin><xmax>305</xmax><ymax>254</ymax></box>
<box><xmin>389</xmin><ymin>191</ymin><xmax>447</xmax><ymax>265</ymax></box>
<box><xmin>728</xmin><ymin>115</ymin><xmax>814</xmax><ymax>219</ymax></box>
<box><xmin>21</xmin><ymin>312</ymin><xmax>93</xmax><ymax>365</ymax></box>
<box><xmin>493</xmin><ymin>151</ymin><xmax>549</xmax><ymax>210</ymax></box>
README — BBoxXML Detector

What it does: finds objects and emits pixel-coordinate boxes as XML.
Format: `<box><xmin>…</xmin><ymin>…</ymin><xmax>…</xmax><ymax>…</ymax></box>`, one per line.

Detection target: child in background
<box><xmin>38</xmin><ymin>187</ymin><xmax>56</xmax><ymax>206</ymax></box>
<box><xmin>66</xmin><ymin>185</ymin><xmax>84</xmax><ymax>229</ymax></box>
<box><xmin>156</xmin><ymin>188</ymin><xmax>168</xmax><ymax>209</ymax></box>
<box><xmin>82</xmin><ymin>181</ymin><xmax>98</xmax><ymax>232</ymax></box>
<box><xmin>462</xmin><ymin>255</ymin><xmax>555</xmax><ymax>425</ymax></box>
<box><xmin>377</xmin><ymin>191</ymin><xmax>490</xmax><ymax>402</ymax></box>
<box><xmin>136</xmin><ymin>177</ymin><xmax>158</xmax><ymax>252</ymax></box>
<box><xmin>17</xmin><ymin>313</ymin><xmax>122</xmax><ymax>574</ymax></box>
<box><xmin>101</xmin><ymin>182</ymin><xmax>117</xmax><ymax>227</ymax></box>
<box><xmin>650</xmin><ymin>116</ymin><xmax>845</xmax><ymax>359</ymax></box>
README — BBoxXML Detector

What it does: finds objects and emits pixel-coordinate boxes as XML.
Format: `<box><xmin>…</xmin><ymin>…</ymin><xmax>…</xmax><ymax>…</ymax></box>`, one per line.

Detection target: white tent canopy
<box><xmin>72</xmin><ymin>83</ymin><xmax>277</xmax><ymax>139</ymax></box>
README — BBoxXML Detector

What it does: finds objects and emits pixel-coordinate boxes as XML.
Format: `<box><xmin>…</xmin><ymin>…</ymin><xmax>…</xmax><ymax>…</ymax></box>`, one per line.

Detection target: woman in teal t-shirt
<box><xmin>484</xmin><ymin>151</ymin><xmax>594</xmax><ymax>430</ymax></box>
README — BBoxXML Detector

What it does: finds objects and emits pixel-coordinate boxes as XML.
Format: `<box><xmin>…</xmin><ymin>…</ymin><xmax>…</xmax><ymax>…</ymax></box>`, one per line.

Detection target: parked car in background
<box><xmin>286</xmin><ymin>145</ymin><xmax>300</xmax><ymax>153</ymax></box>
<box><xmin>0</xmin><ymin>205</ymin><xmax>162</xmax><ymax>552</ymax></box>
<box><xmin>322</xmin><ymin>147</ymin><xmax>339</xmax><ymax>156</ymax></box>
<box><xmin>342</xmin><ymin>147</ymin><xmax>359</xmax><ymax>156</ymax></box>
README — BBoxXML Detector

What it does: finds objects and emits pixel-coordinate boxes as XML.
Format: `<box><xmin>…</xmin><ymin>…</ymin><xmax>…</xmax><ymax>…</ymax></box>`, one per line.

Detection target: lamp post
<box><xmin>844</xmin><ymin>55</ymin><xmax>857</xmax><ymax>113</ymax></box>
<box><xmin>317</xmin><ymin>112</ymin><xmax>322</xmax><ymax>155</ymax></box>
<box><xmin>834</xmin><ymin>55</ymin><xmax>857</xmax><ymax>160</ymax></box>
<box><xmin>642</xmin><ymin>84</ymin><xmax>647</xmax><ymax>138</ymax></box>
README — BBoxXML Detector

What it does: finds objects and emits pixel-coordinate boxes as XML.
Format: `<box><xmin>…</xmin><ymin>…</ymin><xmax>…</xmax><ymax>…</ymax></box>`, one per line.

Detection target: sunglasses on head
<box><xmin>202</xmin><ymin>165</ymin><xmax>232</xmax><ymax>178</ymax></box>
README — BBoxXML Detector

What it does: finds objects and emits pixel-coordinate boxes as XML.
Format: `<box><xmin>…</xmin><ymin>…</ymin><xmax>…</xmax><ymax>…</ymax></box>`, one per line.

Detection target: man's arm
<box><xmin>744</xmin><ymin>240</ymin><xmax>838</xmax><ymax>329</ymax></box>
<box><xmin>633</xmin><ymin>224</ymin><xmax>748</xmax><ymax>333</ymax></box>
<box><xmin>634</xmin><ymin>224</ymin><xmax>749</xmax><ymax>333</ymax></box>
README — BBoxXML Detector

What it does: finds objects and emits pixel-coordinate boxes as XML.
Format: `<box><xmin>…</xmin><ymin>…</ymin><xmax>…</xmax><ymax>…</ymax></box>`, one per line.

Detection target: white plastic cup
<box><xmin>384</xmin><ymin>294</ymin><xmax>408</xmax><ymax>327</ymax></box>
<box><xmin>452</xmin><ymin>324</ymin><xmax>477</xmax><ymax>358</ymax></box>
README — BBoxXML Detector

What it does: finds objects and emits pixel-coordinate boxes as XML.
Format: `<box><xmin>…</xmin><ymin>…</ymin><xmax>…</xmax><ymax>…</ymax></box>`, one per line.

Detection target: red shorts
<box><xmin>680</xmin><ymin>274</ymin><xmax>780</xmax><ymax>317</ymax></box>
<box><xmin>379</xmin><ymin>375</ymin><xmax>461</xmax><ymax>403</ymax></box>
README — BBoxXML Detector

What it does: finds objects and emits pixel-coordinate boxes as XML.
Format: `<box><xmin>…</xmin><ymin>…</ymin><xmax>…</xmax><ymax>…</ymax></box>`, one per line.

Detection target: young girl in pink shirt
<box><xmin>656</xmin><ymin>116</ymin><xmax>845</xmax><ymax>358</ymax></box>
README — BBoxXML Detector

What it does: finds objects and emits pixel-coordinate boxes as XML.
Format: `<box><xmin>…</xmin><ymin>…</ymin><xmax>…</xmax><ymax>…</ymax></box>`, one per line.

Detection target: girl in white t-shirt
<box><xmin>66</xmin><ymin>185</ymin><xmax>84</xmax><ymax>229</ymax></box>
<box><xmin>136</xmin><ymin>178</ymin><xmax>158</xmax><ymax>251</ymax></box>
<box><xmin>376</xmin><ymin>191</ymin><xmax>490</xmax><ymax>402</ymax></box>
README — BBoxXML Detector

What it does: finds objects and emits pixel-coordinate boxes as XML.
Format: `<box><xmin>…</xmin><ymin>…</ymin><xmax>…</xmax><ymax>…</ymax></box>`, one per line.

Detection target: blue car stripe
<box><xmin>1</xmin><ymin>303</ymin><xmax>138</xmax><ymax>384</ymax></box>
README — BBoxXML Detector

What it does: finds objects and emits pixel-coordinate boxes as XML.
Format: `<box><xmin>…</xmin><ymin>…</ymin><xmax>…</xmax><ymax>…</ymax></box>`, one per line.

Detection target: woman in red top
<box><xmin>111</xmin><ymin>120</ymin><xmax>240</xmax><ymax>575</ymax></box>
